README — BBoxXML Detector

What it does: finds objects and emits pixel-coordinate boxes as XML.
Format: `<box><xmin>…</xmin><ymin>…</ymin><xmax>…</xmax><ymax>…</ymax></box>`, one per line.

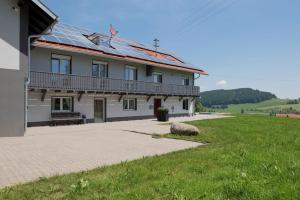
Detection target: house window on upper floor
<box><xmin>153</xmin><ymin>72</ymin><xmax>162</xmax><ymax>83</ymax></box>
<box><xmin>182</xmin><ymin>77</ymin><xmax>190</xmax><ymax>86</ymax></box>
<box><xmin>123</xmin><ymin>98</ymin><xmax>137</xmax><ymax>111</ymax></box>
<box><xmin>182</xmin><ymin>99</ymin><xmax>189</xmax><ymax>110</ymax></box>
<box><xmin>92</xmin><ymin>61</ymin><xmax>108</xmax><ymax>78</ymax></box>
<box><xmin>51</xmin><ymin>97</ymin><xmax>73</xmax><ymax>112</ymax></box>
<box><xmin>125</xmin><ymin>66</ymin><xmax>137</xmax><ymax>80</ymax></box>
<box><xmin>51</xmin><ymin>54</ymin><xmax>71</xmax><ymax>74</ymax></box>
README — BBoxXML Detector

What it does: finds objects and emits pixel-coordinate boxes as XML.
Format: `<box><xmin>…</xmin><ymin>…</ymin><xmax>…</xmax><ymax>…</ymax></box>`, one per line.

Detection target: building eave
<box><xmin>30</xmin><ymin>0</ymin><xmax>57</xmax><ymax>20</ymax></box>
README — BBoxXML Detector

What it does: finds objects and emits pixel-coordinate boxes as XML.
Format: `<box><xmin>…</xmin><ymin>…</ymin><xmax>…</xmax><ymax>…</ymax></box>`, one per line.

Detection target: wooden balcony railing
<box><xmin>29</xmin><ymin>71</ymin><xmax>200</xmax><ymax>96</ymax></box>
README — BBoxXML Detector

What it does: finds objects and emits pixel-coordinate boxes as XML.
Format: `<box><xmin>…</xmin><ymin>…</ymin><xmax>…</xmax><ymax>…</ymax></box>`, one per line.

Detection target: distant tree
<box><xmin>241</xmin><ymin>108</ymin><xmax>245</xmax><ymax>114</ymax></box>
<box><xmin>287</xmin><ymin>99</ymin><xmax>298</xmax><ymax>104</ymax></box>
<box><xmin>195</xmin><ymin>99</ymin><xmax>207</xmax><ymax>113</ymax></box>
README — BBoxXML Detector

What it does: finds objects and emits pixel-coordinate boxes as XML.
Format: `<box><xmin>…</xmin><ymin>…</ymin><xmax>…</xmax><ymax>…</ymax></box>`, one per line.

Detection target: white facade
<box><xmin>28</xmin><ymin>46</ymin><xmax>197</xmax><ymax>125</ymax></box>
<box><xmin>0</xmin><ymin>0</ymin><xmax>20</xmax><ymax>70</ymax></box>
<box><xmin>28</xmin><ymin>92</ymin><xmax>194</xmax><ymax>123</ymax></box>
<box><xmin>30</xmin><ymin>47</ymin><xmax>194</xmax><ymax>84</ymax></box>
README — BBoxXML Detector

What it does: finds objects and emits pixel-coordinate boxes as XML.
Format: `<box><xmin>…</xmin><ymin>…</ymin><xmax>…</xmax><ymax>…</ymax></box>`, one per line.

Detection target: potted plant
<box><xmin>157</xmin><ymin>107</ymin><xmax>169</xmax><ymax>122</ymax></box>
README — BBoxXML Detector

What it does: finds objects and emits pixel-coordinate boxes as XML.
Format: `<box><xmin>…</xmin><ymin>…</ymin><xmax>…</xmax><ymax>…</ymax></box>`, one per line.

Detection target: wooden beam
<box><xmin>41</xmin><ymin>89</ymin><xmax>47</xmax><ymax>102</ymax></box>
<box><xmin>67</xmin><ymin>90</ymin><xmax>74</xmax><ymax>93</ymax></box>
<box><xmin>54</xmin><ymin>90</ymin><xmax>61</xmax><ymax>93</ymax></box>
<box><xmin>118</xmin><ymin>94</ymin><xmax>124</xmax><ymax>102</ymax></box>
<box><xmin>164</xmin><ymin>96</ymin><xmax>169</xmax><ymax>102</ymax></box>
<box><xmin>78</xmin><ymin>91</ymin><xmax>84</xmax><ymax>102</ymax></box>
<box><xmin>147</xmin><ymin>95</ymin><xmax>153</xmax><ymax>102</ymax></box>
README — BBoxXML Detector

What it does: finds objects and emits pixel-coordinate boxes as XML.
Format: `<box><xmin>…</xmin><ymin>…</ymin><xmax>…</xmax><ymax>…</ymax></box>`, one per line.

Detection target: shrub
<box><xmin>195</xmin><ymin>100</ymin><xmax>207</xmax><ymax>112</ymax></box>
<box><xmin>158</xmin><ymin>107</ymin><xmax>169</xmax><ymax>114</ymax></box>
<box><xmin>157</xmin><ymin>107</ymin><xmax>169</xmax><ymax>122</ymax></box>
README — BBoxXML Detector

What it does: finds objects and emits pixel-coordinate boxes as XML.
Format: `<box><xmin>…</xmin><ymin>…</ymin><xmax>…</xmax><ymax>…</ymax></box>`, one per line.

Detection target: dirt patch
<box><xmin>276</xmin><ymin>114</ymin><xmax>300</xmax><ymax>119</ymax></box>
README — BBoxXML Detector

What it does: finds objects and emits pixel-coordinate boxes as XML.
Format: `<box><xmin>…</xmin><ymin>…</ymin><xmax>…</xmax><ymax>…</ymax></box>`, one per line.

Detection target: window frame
<box><xmin>182</xmin><ymin>99</ymin><xmax>189</xmax><ymax>110</ymax></box>
<box><xmin>51</xmin><ymin>54</ymin><xmax>72</xmax><ymax>74</ymax></box>
<box><xmin>92</xmin><ymin>60</ymin><xmax>108</xmax><ymax>78</ymax></box>
<box><xmin>152</xmin><ymin>72</ymin><xmax>163</xmax><ymax>83</ymax></box>
<box><xmin>123</xmin><ymin>98</ymin><xmax>137</xmax><ymax>111</ymax></box>
<box><xmin>125</xmin><ymin>65</ymin><xmax>137</xmax><ymax>81</ymax></box>
<box><xmin>51</xmin><ymin>97</ymin><xmax>73</xmax><ymax>113</ymax></box>
<box><xmin>182</xmin><ymin>77</ymin><xmax>190</xmax><ymax>86</ymax></box>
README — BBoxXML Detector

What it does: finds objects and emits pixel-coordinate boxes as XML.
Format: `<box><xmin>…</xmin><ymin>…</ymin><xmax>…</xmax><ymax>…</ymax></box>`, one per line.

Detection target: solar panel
<box><xmin>37</xmin><ymin>23</ymin><xmax>204</xmax><ymax>71</ymax></box>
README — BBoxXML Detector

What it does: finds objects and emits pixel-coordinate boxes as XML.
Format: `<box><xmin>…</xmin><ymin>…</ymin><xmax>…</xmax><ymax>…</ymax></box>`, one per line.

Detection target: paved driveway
<box><xmin>0</xmin><ymin>114</ymin><xmax>225</xmax><ymax>188</ymax></box>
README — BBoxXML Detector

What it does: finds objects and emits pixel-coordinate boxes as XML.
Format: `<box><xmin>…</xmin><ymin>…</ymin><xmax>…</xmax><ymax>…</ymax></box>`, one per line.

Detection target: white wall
<box><xmin>0</xmin><ymin>0</ymin><xmax>20</xmax><ymax>70</ymax></box>
<box><xmin>31</xmin><ymin>47</ymin><xmax>194</xmax><ymax>85</ymax></box>
<box><xmin>28</xmin><ymin>92</ymin><xmax>194</xmax><ymax>123</ymax></box>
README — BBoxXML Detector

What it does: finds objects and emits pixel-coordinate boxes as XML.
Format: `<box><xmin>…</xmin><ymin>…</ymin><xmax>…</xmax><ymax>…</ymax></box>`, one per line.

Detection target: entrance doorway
<box><xmin>154</xmin><ymin>98</ymin><xmax>161</xmax><ymax>117</ymax></box>
<box><xmin>94</xmin><ymin>99</ymin><xmax>105</xmax><ymax>122</ymax></box>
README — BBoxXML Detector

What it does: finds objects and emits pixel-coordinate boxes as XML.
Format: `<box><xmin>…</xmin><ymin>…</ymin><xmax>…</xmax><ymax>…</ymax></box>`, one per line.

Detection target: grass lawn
<box><xmin>0</xmin><ymin>115</ymin><xmax>299</xmax><ymax>199</ymax></box>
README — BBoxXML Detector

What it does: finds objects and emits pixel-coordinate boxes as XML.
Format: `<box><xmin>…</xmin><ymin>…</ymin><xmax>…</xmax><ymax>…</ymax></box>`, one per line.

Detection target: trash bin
<box><xmin>82</xmin><ymin>115</ymin><xmax>87</xmax><ymax>124</ymax></box>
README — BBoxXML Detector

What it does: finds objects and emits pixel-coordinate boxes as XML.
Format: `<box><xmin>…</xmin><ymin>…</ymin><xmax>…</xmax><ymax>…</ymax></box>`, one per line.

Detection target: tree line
<box><xmin>200</xmin><ymin>88</ymin><xmax>276</xmax><ymax>107</ymax></box>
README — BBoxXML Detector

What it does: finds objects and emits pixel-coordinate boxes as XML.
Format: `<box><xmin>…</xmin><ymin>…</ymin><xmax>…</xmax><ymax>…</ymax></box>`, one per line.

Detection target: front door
<box><xmin>154</xmin><ymin>98</ymin><xmax>161</xmax><ymax>117</ymax></box>
<box><xmin>94</xmin><ymin>99</ymin><xmax>105</xmax><ymax>122</ymax></box>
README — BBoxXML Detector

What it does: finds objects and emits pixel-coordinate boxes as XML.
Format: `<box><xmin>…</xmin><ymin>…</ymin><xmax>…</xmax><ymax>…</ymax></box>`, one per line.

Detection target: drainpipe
<box><xmin>25</xmin><ymin>22</ymin><xmax>57</xmax><ymax>131</ymax></box>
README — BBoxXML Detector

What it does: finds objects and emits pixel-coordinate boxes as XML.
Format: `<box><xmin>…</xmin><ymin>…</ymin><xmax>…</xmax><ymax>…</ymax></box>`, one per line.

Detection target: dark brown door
<box><xmin>154</xmin><ymin>99</ymin><xmax>161</xmax><ymax>117</ymax></box>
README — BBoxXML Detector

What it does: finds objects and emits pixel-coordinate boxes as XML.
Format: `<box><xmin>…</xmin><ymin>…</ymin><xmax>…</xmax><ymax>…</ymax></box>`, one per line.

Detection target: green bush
<box><xmin>158</xmin><ymin>107</ymin><xmax>169</xmax><ymax>114</ymax></box>
<box><xmin>195</xmin><ymin>100</ymin><xmax>207</xmax><ymax>112</ymax></box>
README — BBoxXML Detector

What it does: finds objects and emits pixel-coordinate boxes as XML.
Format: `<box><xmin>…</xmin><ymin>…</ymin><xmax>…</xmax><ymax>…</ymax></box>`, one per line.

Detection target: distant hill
<box><xmin>200</xmin><ymin>88</ymin><xmax>276</xmax><ymax>107</ymax></box>
<box><xmin>208</xmin><ymin>98</ymin><xmax>300</xmax><ymax>114</ymax></box>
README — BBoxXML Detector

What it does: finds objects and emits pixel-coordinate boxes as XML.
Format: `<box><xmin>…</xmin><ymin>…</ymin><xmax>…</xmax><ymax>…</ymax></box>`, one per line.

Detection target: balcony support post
<box><xmin>78</xmin><ymin>91</ymin><xmax>85</xmax><ymax>102</ymax></box>
<box><xmin>164</xmin><ymin>96</ymin><xmax>169</xmax><ymax>102</ymax></box>
<box><xmin>41</xmin><ymin>89</ymin><xmax>47</xmax><ymax>102</ymax></box>
<box><xmin>118</xmin><ymin>94</ymin><xmax>124</xmax><ymax>102</ymax></box>
<box><xmin>147</xmin><ymin>95</ymin><xmax>153</xmax><ymax>102</ymax></box>
<box><xmin>179</xmin><ymin>96</ymin><xmax>183</xmax><ymax>102</ymax></box>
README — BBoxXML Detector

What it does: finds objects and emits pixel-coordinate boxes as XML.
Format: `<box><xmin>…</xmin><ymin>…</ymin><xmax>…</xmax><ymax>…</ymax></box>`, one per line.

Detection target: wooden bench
<box><xmin>51</xmin><ymin>112</ymin><xmax>83</xmax><ymax>126</ymax></box>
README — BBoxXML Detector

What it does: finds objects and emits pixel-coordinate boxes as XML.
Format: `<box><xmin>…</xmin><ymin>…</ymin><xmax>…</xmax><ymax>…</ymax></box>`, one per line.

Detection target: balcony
<box><xmin>29</xmin><ymin>71</ymin><xmax>200</xmax><ymax>97</ymax></box>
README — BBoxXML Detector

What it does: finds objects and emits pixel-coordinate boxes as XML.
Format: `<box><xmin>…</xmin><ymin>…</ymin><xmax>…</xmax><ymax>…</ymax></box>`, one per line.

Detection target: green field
<box><xmin>211</xmin><ymin>98</ymin><xmax>300</xmax><ymax>113</ymax></box>
<box><xmin>0</xmin><ymin>115</ymin><xmax>299</xmax><ymax>199</ymax></box>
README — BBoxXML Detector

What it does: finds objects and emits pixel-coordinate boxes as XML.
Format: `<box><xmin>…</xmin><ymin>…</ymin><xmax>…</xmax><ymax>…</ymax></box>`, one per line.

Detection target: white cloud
<box><xmin>216</xmin><ymin>80</ymin><xmax>227</xmax><ymax>86</ymax></box>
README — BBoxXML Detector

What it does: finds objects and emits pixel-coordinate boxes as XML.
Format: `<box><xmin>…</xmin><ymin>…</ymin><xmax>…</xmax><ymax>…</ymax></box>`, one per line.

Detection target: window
<box><xmin>153</xmin><ymin>72</ymin><xmax>162</xmax><ymax>83</ymax></box>
<box><xmin>125</xmin><ymin>66</ymin><xmax>137</xmax><ymax>80</ymax></box>
<box><xmin>51</xmin><ymin>54</ymin><xmax>71</xmax><ymax>74</ymax></box>
<box><xmin>183</xmin><ymin>99</ymin><xmax>189</xmax><ymax>110</ymax></box>
<box><xmin>182</xmin><ymin>77</ymin><xmax>189</xmax><ymax>86</ymax></box>
<box><xmin>51</xmin><ymin>97</ymin><xmax>73</xmax><ymax>112</ymax></box>
<box><xmin>123</xmin><ymin>99</ymin><xmax>137</xmax><ymax>110</ymax></box>
<box><xmin>92</xmin><ymin>61</ymin><xmax>108</xmax><ymax>77</ymax></box>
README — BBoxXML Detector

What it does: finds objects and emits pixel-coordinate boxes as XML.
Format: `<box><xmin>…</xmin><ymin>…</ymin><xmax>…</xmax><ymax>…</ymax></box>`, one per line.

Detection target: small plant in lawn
<box><xmin>70</xmin><ymin>178</ymin><xmax>89</xmax><ymax>193</ymax></box>
<box><xmin>241</xmin><ymin>108</ymin><xmax>245</xmax><ymax>114</ymax></box>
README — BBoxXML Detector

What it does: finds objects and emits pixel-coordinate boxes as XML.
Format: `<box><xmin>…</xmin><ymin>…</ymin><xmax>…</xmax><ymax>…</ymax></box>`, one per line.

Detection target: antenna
<box><xmin>153</xmin><ymin>38</ymin><xmax>159</xmax><ymax>55</ymax></box>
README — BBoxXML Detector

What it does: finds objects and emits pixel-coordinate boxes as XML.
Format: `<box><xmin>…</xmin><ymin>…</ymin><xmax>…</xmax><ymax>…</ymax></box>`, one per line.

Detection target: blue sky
<box><xmin>42</xmin><ymin>0</ymin><xmax>300</xmax><ymax>99</ymax></box>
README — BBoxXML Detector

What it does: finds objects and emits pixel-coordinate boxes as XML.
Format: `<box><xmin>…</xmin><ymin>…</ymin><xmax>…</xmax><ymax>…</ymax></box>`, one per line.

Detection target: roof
<box><xmin>28</xmin><ymin>0</ymin><xmax>58</xmax><ymax>35</ymax></box>
<box><xmin>34</xmin><ymin>23</ymin><xmax>208</xmax><ymax>75</ymax></box>
<box><xmin>31</xmin><ymin>0</ymin><xmax>57</xmax><ymax>20</ymax></box>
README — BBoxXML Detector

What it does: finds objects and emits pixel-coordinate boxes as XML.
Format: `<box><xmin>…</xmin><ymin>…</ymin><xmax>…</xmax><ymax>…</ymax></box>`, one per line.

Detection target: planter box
<box><xmin>157</xmin><ymin>109</ymin><xmax>169</xmax><ymax>122</ymax></box>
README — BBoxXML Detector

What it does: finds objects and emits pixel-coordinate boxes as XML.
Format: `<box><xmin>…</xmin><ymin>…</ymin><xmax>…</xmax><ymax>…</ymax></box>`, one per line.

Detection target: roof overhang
<box><xmin>33</xmin><ymin>40</ymin><xmax>208</xmax><ymax>75</ymax></box>
<box><xmin>24</xmin><ymin>0</ymin><xmax>58</xmax><ymax>35</ymax></box>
